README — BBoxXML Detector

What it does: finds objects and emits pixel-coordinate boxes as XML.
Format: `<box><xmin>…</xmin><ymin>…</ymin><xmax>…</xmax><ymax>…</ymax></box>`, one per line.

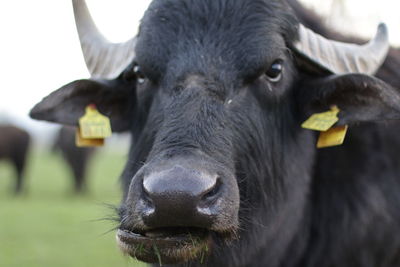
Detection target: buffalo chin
<box><xmin>116</xmin><ymin>228</ymin><xmax>211</xmax><ymax>264</ymax></box>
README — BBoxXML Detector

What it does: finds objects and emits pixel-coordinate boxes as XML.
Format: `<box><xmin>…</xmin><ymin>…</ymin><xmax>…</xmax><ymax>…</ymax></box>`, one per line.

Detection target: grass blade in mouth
<box><xmin>200</xmin><ymin>243</ymin><xmax>209</xmax><ymax>264</ymax></box>
<box><xmin>153</xmin><ymin>244</ymin><xmax>162</xmax><ymax>266</ymax></box>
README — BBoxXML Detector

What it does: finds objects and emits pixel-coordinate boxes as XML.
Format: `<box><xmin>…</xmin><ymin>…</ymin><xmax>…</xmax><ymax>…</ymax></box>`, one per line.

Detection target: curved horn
<box><xmin>72</xmin><ymin>0</ymin><xmax>137</xmax><ymax>79</ymax></box>
<box><xmin>293</xmin><ymin>23</ymin><xmax>389</xmax><ymax>75</ymax></box>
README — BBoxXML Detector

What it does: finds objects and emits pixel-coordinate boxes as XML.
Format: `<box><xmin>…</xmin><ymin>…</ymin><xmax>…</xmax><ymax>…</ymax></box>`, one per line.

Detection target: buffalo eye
<box><xmin>122</xmin><ymin>64</ymin><xmax>146</xmax><ymax>83</ymax></box>
<box><xmin>133</xmin><ymin>65</ymin><xmax>146</xmax><ymax>84</ymax></box>
<box><xmin>266</xmin><ymin>60</ymin><xmax>283</xmax><ymax>82</ymax></box>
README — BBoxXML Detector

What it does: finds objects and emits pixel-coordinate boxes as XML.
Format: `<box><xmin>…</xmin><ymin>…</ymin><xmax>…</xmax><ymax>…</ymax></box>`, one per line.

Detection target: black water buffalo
<box><xmin>30</xmin><ymin>0</ymin><xmax>400</xmax><ymax>266</ymax></box>
<box><xmin>52</xmin><ymin>126</ymin><xmax>94</xmax><ymax>193</ymax></box>
<box><xmin>0</xmin><ymin>125</ymin><xmax>30</xmax><ymax>194</ymax></box>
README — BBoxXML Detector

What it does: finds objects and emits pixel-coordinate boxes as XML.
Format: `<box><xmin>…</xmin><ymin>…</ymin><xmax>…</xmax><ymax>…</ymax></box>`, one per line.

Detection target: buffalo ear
<box><xmin>298</xmin><ymin>74</ymin><xmax>400</xmax><ymax>125</ymax></box>
<box><xmin>29</xmin><ymin>79</ymin><xmax>135</xmax><ymax>132</ymax></box>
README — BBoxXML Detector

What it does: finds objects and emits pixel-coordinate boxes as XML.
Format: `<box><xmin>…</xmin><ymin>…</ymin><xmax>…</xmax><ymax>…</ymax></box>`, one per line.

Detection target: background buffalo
<box><xmin>52</xmin><ymin>126</ymin><xmax>95</xmax><ymax>193</ymax></box>
<box><xmin>0</xmin><ymin>125</ymin><xmax>30</xmax><ymax>194</ymax></box>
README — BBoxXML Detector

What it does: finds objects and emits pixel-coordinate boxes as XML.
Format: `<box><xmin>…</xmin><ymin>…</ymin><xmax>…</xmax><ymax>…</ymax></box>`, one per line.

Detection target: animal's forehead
<box><xmin>136</xmin><ymin>0</ymin><xmax>294</xmax><ymax>81</ymax></box>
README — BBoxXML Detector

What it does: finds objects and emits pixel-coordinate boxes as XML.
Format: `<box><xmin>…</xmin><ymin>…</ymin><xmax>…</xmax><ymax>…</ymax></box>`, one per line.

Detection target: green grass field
<box><xmin>0</xmin><ymin>148</ymin><xmax>145</xmax><ymax>267</ymax></box>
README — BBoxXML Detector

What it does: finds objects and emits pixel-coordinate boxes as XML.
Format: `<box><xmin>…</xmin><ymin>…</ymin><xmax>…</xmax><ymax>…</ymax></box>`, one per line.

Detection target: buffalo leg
<box><xmin>72</xmin><ymin>160</ymin><xmax>87</xmax><ymax>193</ymax></box>
<box><xmin>13</xmin><ymin>158</ymin><xmax>25</xmax><ymax>194</ymax></box>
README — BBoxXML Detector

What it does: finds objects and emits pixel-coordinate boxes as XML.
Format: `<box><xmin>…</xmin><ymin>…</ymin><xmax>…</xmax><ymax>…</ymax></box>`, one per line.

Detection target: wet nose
<box><xmin>141</xmin><ymin>165</ymin><xmax>222</xmax><ymax>227</ymax></box>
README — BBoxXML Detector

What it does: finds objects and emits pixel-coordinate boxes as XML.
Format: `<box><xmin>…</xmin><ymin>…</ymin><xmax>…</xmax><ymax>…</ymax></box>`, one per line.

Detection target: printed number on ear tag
<box><xmin>301</xmin><ymin>106</ymin><xmax>340</xmax><ymax>132</ymax></box>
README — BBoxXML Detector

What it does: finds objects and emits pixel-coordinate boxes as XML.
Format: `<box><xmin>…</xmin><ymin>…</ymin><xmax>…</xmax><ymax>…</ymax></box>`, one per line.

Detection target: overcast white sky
<box><xmin>301</xmin><ymin>0</ymin><xmax>400</xmax><ymax>40</ymax></box>
<box><xmin>0</xmin><ymin>0</ymin><xmax>399</xmax><ymax>137</ymax></box>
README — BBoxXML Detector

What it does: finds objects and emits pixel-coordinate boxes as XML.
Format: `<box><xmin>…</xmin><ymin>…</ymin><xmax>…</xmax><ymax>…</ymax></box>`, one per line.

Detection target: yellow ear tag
<box><xmin>75</xmin><ymin>128</ymin><xmax>105</xmax><ymax>147</ymax></box>
<box><xmin>317</xmin><ymin>125</ymin><xmax>348</xmax><ymax>148</ymax></box>
<box><xmin>75</xmin><ymin>104</ymin><xmax>112</xmax><ymax>147</ymax></box>
<box><xmin>301</xmin><ymin>106</ymin><xmax>340</xmax><ymax>132</ymax></box>
<box><xmin>79</xmin><ymin>104</ymin><xmax>112</xmax><ymax>139</ymax></box>
<box><xmin>301</xmin><ymin>105</ymin><xmax>348</xmax><ymax>148</ymax></box>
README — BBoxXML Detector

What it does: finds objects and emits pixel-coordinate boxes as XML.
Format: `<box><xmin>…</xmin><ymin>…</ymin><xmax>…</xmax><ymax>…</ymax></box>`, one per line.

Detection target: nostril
<box><xmin>201</xmin><ymin>177</ymin><xmax>222</xmax><ymax>201</ymax></box>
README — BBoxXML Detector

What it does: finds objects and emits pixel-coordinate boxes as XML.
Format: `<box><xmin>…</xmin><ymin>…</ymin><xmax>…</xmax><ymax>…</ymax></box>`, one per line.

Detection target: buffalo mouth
<box><xmin>116</xmin><ymin>227</ymin><xmax>212</xmax><ymax>264</ymax></box>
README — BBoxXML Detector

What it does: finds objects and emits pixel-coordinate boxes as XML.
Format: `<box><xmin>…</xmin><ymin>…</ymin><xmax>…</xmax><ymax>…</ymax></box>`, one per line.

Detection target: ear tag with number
<box><xmin>75</xmin><ymin>104</ymin><xmax>112</xmax><ymax>147</ymax></box>
<box><xmin>301</xmin><ymin>105</ymin><xmax>340</xmax><ymax>131</ymax></box>
<box><xmin>301</xmin><ymin>105</ymin><xmax>348</xmax><ymax>148</ymax></box>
